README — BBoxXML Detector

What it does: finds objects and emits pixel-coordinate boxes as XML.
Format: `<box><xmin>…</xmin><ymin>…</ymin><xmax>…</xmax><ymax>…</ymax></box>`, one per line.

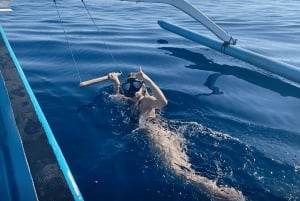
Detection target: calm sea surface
<box><xmin>1</xmin><ymin>0</ymin><xmax>300</xmax><ymax>200</ymax></box>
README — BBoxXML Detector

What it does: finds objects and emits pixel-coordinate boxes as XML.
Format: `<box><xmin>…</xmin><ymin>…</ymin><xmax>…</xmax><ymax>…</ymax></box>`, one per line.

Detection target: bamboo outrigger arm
<box><xmin>121</xmin><ymin>0</ymin><xmax>300</xmax><ymax>84</ymax></box>
<box><xmin>121</xmin><ymin>0</ymin><xmax>237</xmax><ymax>45</ymax></box>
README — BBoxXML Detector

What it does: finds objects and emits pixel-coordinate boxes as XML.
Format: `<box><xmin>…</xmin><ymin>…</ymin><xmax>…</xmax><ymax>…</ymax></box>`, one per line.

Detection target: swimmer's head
<box><xmin>122</xmin><ymin>73</ymin><xmax>145</xmax><ymax>97</ymax></box>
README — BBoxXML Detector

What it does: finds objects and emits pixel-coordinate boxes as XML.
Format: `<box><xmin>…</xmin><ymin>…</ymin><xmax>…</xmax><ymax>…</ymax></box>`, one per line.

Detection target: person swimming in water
<box><xmin>107</xmin><ymin>67</ymin><xmax>168</xmax><ymax>118</ymax></box>
<box><xmin>80</xmin><ymin>67</ymin><xmax>245</xmax><ymax>200</ymax></box>
<box><xmin>107</xmin><ymin>68</ymin><xmax>245</xmax><ymax>201</ymax></box>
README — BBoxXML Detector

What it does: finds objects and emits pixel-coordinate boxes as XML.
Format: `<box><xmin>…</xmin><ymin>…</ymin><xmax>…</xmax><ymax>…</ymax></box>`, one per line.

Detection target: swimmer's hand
<box><xmin>136</xmin><ymin>66</ymin><xmax>150</xmax><ymax>82</ymax></box>
<box><xmin>108</xmin><ymin>72</ymin><xmax>122</xmax><ymax>85</ymax></box>
<box><xmin>108</xmin><ymin>72</ymin><xmax>122</xmax><ymax>94</ymax></box>
<box><xmin>136</xmin><ymin>66</ymin><xmax>168</xmax><ymax>109</ymax></box>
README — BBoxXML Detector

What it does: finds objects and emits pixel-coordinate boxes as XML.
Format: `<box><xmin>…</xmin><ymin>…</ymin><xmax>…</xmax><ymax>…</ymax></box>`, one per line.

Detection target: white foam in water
<box><xmin>138</xmin><ymin>116</ymin><xmax>245</xmax><ymax>201</ymax></box>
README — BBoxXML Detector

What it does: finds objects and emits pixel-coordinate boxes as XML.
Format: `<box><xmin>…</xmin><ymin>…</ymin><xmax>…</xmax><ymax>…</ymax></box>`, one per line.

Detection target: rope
<box><xmin>81</xmin><ymin>0</ymin><xmax>119</xmax><ymax>68</ymax></box>
<box><xmin>53</xmin><ymin>0</ymin><xmax>82</xmax><ymax>82</ymax></box>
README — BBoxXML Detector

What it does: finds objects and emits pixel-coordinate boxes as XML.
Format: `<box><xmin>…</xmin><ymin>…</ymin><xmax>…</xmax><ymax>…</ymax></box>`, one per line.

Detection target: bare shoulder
<box><xmin>109</xmin><ymin>93</ymin><xmax>130</xmax><ymax>102</ymax></box>
<box><xmin>140</xmin><ymin>95</ymin><xmax>166</xmax><ymax>110</ymax></box>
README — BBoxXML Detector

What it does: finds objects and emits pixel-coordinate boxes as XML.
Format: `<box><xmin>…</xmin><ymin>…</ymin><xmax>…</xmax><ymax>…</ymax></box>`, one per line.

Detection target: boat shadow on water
<box><xmin>76</xmin><ymin>86</ymin><xmax>300</xmax><ymax>201</ymax></box>
<box><xmin>159</xmin><ymin>46</ymin><xmax>300</xmax><ymax>99</ymax></box>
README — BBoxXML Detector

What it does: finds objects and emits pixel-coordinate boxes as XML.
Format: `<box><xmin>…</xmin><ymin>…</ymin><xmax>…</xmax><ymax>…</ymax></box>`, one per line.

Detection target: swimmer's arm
<box><xmin>137</xmin><ymin>68</ymin><xmax>168</xmax><ymax>109</ymax></box>
<box><xmin>108</xmin><ymin>72</ymin><xmax>122</xmax><ymax>94</ymax></box>
<box><xmin>144</xmin><ymin>76</ymin><xmax>168</xmax><ymax>108</ymax></box>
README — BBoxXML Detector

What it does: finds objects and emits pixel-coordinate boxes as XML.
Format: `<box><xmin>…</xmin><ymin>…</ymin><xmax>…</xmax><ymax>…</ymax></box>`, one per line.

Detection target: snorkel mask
<box><xmin>122</xmin><ymin>78</ymin><xmax>143</xmax><ymax>97</ymax></box>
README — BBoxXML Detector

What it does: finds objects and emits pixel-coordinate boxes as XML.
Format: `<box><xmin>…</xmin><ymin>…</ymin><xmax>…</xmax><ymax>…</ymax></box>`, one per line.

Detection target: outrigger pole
<box><xmin>122</xmin><ymin>0</ymin><xmax>300</xmax><ymax>84</ymax></box>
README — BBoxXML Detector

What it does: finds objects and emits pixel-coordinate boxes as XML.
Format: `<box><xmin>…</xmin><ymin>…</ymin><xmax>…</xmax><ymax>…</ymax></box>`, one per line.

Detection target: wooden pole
<box><xmin>79</xmin><ymin>75</ymin><xmax>109</xmax><ymax>87</ymax></box>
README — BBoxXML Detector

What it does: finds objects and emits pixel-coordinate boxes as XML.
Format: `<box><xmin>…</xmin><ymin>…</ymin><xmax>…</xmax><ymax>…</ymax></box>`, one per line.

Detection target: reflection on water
<box><xmin>160</xmin><ymin>47</ymin><xmax>300</xmax><ymax>99</ymax></box>
<box><xmin>197</xmin><ymin>73</ymin><xmax>224</xmax><ymax>96</ymax></box>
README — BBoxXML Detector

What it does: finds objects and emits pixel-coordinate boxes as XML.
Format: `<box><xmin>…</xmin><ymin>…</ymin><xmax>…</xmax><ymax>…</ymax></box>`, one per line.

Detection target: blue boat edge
<box><xmin>0</xmin><ymin>73</ymin><xmax>37</xmax><ymax>201</ymax></box>
<box><xmin>0</xmin><ymin>25</ymin><xmax>84</xmax><ymax>201</ymax></box>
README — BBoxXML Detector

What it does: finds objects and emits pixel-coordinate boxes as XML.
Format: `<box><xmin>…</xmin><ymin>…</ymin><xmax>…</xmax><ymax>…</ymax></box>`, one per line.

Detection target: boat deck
<box><xmin>0</xmin><ymin>28</ymin><xmax>77</xmax><ymax>200</ymax></box>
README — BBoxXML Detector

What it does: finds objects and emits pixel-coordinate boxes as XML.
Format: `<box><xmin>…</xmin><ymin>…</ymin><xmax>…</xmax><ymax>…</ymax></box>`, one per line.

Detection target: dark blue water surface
<box><xmin>1</xmin><ymin>0</ymin><xmax>300</xmax><ymax>200</ymax></box>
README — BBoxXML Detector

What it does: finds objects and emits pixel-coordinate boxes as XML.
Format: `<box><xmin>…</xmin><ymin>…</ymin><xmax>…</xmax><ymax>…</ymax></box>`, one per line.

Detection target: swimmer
<box><xmin>80</xmin><ymin>67</ymin><xmax>245</xmax><ymax>200</ymax></box>
<box><xmin>107</xmin><ymin>67</ymin><xmax>168</xmax><ymax>118</ymax></box>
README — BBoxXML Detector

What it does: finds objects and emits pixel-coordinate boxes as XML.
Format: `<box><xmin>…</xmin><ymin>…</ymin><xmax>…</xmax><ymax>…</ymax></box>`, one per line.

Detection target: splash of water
<box><xmin>138</xmin><ymin>116</ymin><xmax>245</xmax><ymax>201</ymax></box>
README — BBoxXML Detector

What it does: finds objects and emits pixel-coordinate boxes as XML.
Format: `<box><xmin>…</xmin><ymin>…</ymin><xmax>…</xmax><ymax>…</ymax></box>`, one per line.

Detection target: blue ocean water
<box><xmin>1</xmin><ymin>0</ymin><xmax>300</xmax><ymax>200</ymax></box>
